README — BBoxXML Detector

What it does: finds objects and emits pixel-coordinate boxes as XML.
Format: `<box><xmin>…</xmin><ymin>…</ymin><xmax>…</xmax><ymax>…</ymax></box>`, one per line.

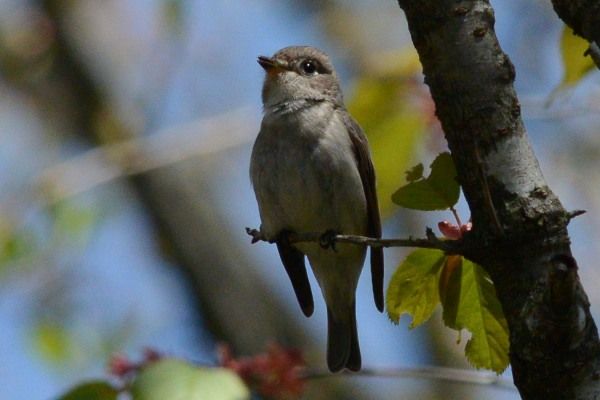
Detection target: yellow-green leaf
<box><xmin>559</xmin><ymin>26</ymin><xmax>595</xmax><ymax>87</ymax></box>
<box><xmin>441</xmin><ymin>257</ymin><xmax>509</xmax><ymax>373</ymax></box>
<box><xmin>387</xmin><ymin>249</ymin><xmax>446</xmax><ymax>328</ymax></box>
<box><xmin>392</xmin><ymin>152</ymin><xmax>459</xmax><ymax>210</ymax></box>
<box><xmin>131</xmin><ymin>359</ymin><xmax>250</xmax><ymax>400</ymax></box>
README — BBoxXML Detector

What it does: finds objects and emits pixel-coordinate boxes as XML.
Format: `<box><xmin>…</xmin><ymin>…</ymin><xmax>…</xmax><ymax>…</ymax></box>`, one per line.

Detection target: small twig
<box><xmin>450</xmin><ymin>205</ymin><xmax>463</xmax><ymax>227</ymax></box>
<box><xmin>567</xmin><ymin>209</ymin><xmax>586</xmax><ymax>220</ymax></box>
<box><xmin>301</xmin><ymin>365</ymin><xmax>515</xmax><ymax>390</ymax></box>
<box><xmin>245</xmin><ymin>227</ymin><xmax>463</xmax><ymax>254</ymax></box>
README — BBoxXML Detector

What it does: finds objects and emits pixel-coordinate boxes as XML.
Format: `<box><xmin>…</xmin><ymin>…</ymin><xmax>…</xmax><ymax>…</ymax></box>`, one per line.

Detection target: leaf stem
<box><xmin>450</xmin><ymin>206</ymin><xmax>462</xmax><ymax>227</ymax></box>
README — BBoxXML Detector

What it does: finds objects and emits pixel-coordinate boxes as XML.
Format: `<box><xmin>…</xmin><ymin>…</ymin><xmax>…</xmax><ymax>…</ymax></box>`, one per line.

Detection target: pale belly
<box><xmin>250</xmin><ymin>108</ymin><xmax>367</xmax><ymax>240</ymax></box>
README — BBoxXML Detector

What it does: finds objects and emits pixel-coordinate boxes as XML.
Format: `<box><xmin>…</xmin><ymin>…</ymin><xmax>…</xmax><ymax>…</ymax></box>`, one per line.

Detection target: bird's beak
<box><xmin>257</xmin><ymin>56</ymin><xmax>287</xmax><ymax>74</ymax></box>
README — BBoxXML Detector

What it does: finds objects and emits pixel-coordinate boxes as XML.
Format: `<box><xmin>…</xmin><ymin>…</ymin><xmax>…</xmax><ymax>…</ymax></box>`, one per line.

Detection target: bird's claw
<box><xmin>246</xmin><ymin>227</ymin><xmax>265</xmax><ymax>244</ymax></box>
<box><xmin>319</xmin><ymin>230</ymin><xmax>338</xmax><ymax>251</ymax></box>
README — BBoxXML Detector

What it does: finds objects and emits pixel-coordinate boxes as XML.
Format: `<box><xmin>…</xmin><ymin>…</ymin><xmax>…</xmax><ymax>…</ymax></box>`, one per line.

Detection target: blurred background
<box><xmin>0</xmin><ymin>0</ymin><xmax>598</xmax><ymax>399</ymax></box>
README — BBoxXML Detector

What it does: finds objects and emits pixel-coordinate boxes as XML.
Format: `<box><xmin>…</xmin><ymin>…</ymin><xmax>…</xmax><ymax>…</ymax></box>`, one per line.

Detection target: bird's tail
<box><xmin>326</xmin><ymin>300</ymin><xmax>360</xmax><ymax>372</ymax></box>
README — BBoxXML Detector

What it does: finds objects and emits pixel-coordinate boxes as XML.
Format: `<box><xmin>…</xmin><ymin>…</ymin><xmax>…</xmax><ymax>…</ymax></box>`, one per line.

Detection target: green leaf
<box><xmin>405</xmin><ymin>163</ymin><xmax>424</xmax><ymax>182</ymax></box>
<box><xmin>392</xmin><ymin>152</ymin><xmax>459</xmax><ymax>210</ymax></box>
<box><xmin>348</xmin><ymin>48</ymin><xmax>426</xmax><ymax>216</ymax></box>
<box><xmin>559</xmin><ymin>26</ymin><xmax>595</xmax><ymax>87</ymax></box>
<box><xmin>57</xmin><ymin>381</ymin><xmax>119</xmax><ymax>400</ymax></box>
<box><xmin>131</xmin><ymin>359</ymin><xmax>250</xmax><ymax>400</ymax></box>
<box><xmin>441</xmin><ymin>258</ymin><xmax>509</xmax><ymax>373</ymax></box>
<box><xmin>387</xmin><ymin>249</ymin><xmax>446</xmax><ymax>328</ymax></box>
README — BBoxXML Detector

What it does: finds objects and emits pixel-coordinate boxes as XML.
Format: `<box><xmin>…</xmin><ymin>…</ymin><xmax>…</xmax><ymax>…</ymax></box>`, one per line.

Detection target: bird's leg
<box><xmin>277</xmin><ymin>229</ymin><xmax>295</xmax><ymax>246</ymax></box>
<box><xmin>319</xmin><ymin>229</ymin><xmax>338</xmax><ymax>252</ymax></box>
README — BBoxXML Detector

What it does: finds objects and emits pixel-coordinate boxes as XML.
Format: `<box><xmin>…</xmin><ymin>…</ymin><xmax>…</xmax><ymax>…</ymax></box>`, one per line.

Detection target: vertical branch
<box><xmin>396</xmin><ymin>0</ymin><xmax>600</xmax><ymax>398</ymax></box>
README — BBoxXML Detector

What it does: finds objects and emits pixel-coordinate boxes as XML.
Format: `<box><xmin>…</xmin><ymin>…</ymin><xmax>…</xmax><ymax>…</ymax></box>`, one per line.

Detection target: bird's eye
<box><xmin>300</xmin><ymin>59</ymin><xmax>318</xmax><ymax>75</ymax></box>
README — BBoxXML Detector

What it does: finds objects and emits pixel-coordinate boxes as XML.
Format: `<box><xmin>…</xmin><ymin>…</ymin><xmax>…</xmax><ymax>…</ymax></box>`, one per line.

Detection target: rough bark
<box><xmin>396</xmin><ymin>0</ymin><xmax>600</xmax><ymax>399</ymax></box>
<box><xmin>551</xmin><ymin>0</ymin><xmax>600</xmax><ymax>44</ymax></box>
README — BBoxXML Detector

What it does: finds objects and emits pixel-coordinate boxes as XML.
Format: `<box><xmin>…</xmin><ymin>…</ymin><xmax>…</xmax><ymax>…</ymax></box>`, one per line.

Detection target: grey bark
<box><xmin>396</xmin><ymin>0</ymin><xmax>600</xmax><ymax>399</ymax></box>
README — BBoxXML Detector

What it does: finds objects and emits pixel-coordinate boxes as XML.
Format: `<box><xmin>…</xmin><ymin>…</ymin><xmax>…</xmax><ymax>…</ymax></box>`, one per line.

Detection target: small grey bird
<box><xmin>250</xmin><ymin>46</ymin><xmax>383</xmax><ymax>372</ymax></box>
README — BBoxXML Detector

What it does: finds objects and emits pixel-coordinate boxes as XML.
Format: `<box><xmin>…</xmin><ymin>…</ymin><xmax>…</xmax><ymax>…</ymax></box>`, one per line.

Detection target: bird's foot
<box><xmin>319</xmin><ymin>230</ymin><xmax>338</xmax><ymax>252</ymax></box>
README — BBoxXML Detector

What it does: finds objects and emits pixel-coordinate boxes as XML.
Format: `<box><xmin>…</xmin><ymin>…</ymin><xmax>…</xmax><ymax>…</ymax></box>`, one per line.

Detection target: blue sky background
<box><xmin>0</xmin><ymin>1</ymin><xmax>599</xmax><ymax>399</ymax></box>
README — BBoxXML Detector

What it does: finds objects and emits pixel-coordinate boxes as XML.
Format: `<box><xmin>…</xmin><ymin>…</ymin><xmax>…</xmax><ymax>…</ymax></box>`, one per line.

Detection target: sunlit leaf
<box><xmin>131</xmin><ymin>359</ymin><xmax>250</xmax><ymax>400</ymax></box>
<box><xmin>392</xmin><ymin>152</ymin><xmax>459</xmax><ymax>210</ymax></box>
<box><xmin>348</xmin><ymin>48</ymin><xmax>426</xmax><ymax>216</ymax></box>
<box><xmin>57</xmin><ymin>381</ymin><xmax>119</xmax><ymax>400</ymax></box>
<box><xmin>559</xmin><ymin>26</ymin><xmax>595</xmax><ymax>87</ymax></box>
<box><xmin>387</xmin><ymin>249</ymin><xmax>446</xmax><ymax>328</ymax></box>
<box><xmin>438</xmin><ymin>254</ymin><xmax>462</xmax><ymax>302</ymax></box>
<box><xmin>441</xmin><ymin>258</ymin><xmax>510</xmax><ymax>373</ymax></box>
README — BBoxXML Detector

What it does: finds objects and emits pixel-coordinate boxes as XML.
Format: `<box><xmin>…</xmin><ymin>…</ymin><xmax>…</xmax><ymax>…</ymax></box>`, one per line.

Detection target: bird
<box><xmin>250</xmin><ymin>46</ymin><xmax>383</xmax><ymax>372</ymax></box>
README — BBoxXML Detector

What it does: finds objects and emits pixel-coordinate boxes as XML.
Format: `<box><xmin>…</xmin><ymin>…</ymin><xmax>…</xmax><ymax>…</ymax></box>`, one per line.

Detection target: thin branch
<box><xmin>245</xmin><ymin>227</ymin><xmax>464</xmax><ymax>254</ymax></box>
<box><xmin>35</xmin><ymin>107</ymin><xmax>255</xmax><ymax>204</ymax></box>
<box><xmin>302</xmin><ymin>365</ymin><xmax>516</xmax><ymax>390</ymax></box>
<box><xmin>449</xmin><ymin>205</ymin><xmax>463</xmax><ymax>227</ymax></box>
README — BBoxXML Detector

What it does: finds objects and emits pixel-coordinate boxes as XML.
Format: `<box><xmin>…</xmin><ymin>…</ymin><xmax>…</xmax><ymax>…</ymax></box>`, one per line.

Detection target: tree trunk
<box><xmin>396</xmin><ymin>0</ymin><xmax>600</xmax><ymax>398</ymax></box>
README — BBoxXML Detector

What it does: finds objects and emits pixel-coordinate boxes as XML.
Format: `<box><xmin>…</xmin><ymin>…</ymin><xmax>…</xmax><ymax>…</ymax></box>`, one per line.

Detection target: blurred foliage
<box><xmin>161</xmin><ymin>0</ymin><xmax>185</xmax><ymax>35</ymax></box>
<box><xmin>347</xmin><ymin>48</ymin><xmax>428</xmax><ymax>216</ymax></box>
<box><xmin>558</xmin><ymin>26</ymin><xmax>596</xmax><ymax>88</ymax></box>
<box><xmin>59</xmin><ymin>359</ymin><xmax>250</xmax><ymax>400</ymax></box>
<box><xmin>131</xmin><ymin>360</ymin><xmax>250</xmax><ymax>400</ymax></box>
<box><xmin>50</xmin><ymin>201</ymin><xmax>99</xmax><ymax>244</ymax></box>
<box><xmin>392</xmin><ymin>152</ymin><xmax>459</xmax><ymax>211</ymax></box>
<box><xmin>0</xmin><ymin>222</ymin><xmax>35</xmax><ymax>272</ymax></box>
<box><xmin>32</xmin><ymin>321</ymin><xmax>75</xmax><ymax>364</ymax></box>
<box><xmin>57</xmin><ymin>381</ymin><xmax>119</xmax><ymax>400</ymax></box>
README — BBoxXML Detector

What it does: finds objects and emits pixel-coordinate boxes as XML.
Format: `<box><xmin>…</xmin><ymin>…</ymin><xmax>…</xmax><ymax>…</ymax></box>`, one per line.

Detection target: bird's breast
<box><xmin>251</xmin><ymin>103</ymin><xmax>367</xmax><ymax>237</ymax></box>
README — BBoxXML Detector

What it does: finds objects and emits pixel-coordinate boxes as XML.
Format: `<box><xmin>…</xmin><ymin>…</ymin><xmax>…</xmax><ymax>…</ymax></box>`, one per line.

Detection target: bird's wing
<box><xmin>343</xmin><ymin>113</ymin><xmax>384</xmax><ymax>312</ymax></box>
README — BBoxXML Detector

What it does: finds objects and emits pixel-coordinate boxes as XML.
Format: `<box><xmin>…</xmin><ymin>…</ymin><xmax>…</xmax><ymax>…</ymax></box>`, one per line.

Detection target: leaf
<box><xmin>392</xmin><ymin>152</ymin><xmax>459</xmax><ymax>210</ymax></box>
<box><xmin>348</xmin><ymin>48</ymin><xmax>426</xmax><ymax>216</ymax></box>
<box><xmin>387</xmin><ymin>249</ymin><xmax>446</xmax><ymax>328</ymax></box>
<box><xmin>405</xmin><ymin>163</ymin><xmax>424</xmax><ymax>182</ymax></box>
<box><xmin>57</xmin><ymin>381</ymin><xmax>119</xmax><ymax>400</ymax></box>
<box><xmin>441</xmin><ymin>257</ymin><xmax>510</xmax><ymax>373</ymax></box>
<box><xmin>559</xmin><ymin>26</ymin><xmax>595</xmax><ymax>87</ymax></box>
<box><xmin>438</xmin><ymin>254</ymin><xmax>462</xmax><ymax>302</ymax></box>
<box><xmin>131</xmin><ymin>359</ymin><xmax>250</xmax><ymax>400</ymax></box>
